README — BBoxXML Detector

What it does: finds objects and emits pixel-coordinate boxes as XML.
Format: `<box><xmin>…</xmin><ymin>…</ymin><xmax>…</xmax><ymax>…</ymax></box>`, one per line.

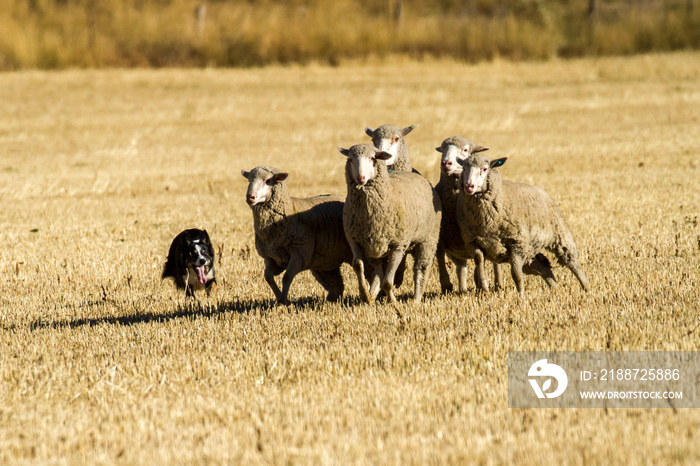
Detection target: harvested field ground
<box><xmin>0</xmin><ymin>52</ymin><xmax>699</xmax><ymax>464</ymax></box>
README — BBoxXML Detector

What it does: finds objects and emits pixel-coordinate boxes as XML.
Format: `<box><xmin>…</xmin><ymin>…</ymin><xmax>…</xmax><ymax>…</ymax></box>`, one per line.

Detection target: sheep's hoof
<box><xmin>358</xmin><ymin>288</ymin><xmax>372</xmax><ymax>305</ymax></box>
<box><xmin>440</xmin><ymin>284</ymin><xmax>454</xmax><ymax>294</ymax></box>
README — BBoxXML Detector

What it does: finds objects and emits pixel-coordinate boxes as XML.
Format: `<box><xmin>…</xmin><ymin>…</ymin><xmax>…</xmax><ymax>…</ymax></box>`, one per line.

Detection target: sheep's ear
<box><xmin>338</xmin><ymin>147</ymin><xmax>351</xmax><ymax>157</ymax></box>
<box><xmin>402</xmin><ymin>124</ymin><xmax>418</xmax><ymax>136</ymax></box>
<box><xmin>471</xmin><ymin>145</ymin><xmax>489</xmax><ymax>154</ymax></box>
<box><xmin>273</xmin><ymin>173</ymin><xmax>288</xmax><ymax>182</ymax></box>
<box><xmin>435</xmin><ymin>146</ymin><xmax>443</xmax><ymax>152</ymax></box>
<box><xmin>490</xmin><ymin>158</ymin><xmax>507</xmax><ymax>168</ymax></box>
<box><xmin>375</xmin><ymin>151</ymin><xmax>392</xmax><ymax>161</ymax></box>
<box><xmin>241</xmin><ymin>169</ymin><xmax>250</xmax><ymax>179</ymax></box>
<box><xmin>365</xmin><ymin>127</ymin><xmax>374</xmax><ymax>137</ymax></box>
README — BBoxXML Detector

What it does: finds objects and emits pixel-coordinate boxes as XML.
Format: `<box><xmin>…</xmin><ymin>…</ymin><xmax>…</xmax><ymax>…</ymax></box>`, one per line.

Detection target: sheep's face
<box><xmin>365</xmin><ymin>124</ymin><xmax>417</xmax><ymax>167</ymax></box>
<box><xmin>460</xmin><ymin>155</ymin><xmax>507</xmax><ymax>195</ymax></box>
<box><xmin>436</xmin><ymin>137</ymin><xmax>489</xmax><ymax>177</ymax></box>
<box><xmin>241</xmin><ymin>167</ymin><xmax>288</xmax><ymax>206</ymax></box>
<box><xmin>338</xmin><ymin>144</ymin><xmax>389</xmax><ymax>187</ymax></box>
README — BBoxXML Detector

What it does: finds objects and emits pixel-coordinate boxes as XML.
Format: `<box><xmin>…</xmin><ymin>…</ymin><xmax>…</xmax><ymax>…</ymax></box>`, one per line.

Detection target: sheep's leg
<box><xmin>436</xmin><ymin>242</ymin><xmax>454</xmax><ymax>294</ymax></box>
<box><xmin>566</xmin><ymin>258</ymin><xmax>589</xmax><ymax>292</ymax></box>
<box><xmin>393</xmin><ymin>255</ymin><xmax>407</xmax><ymax>290</ymax></box>
<box><xmin>279</xmin><ymin>256</ymin><xmax>305</xmax><ymax>305</ymax></box>
<box><xmin>411</xmin><ymin>242</ymin><xmax>435</xmax><ymax>303</ymax></box>
<box><xmin>510</xmin><ymin>254</ymin><xmax>525</xmax><ymax>294</ymax></box>
<box><xmin>349</xmin><ymin>241</ymin><xmax>372</xmax><ymax>303</ymax></box>
<box><xmin>368</xmin><ymin>260</ymin><xmax>384</xmax><ymax>303</ymax></box>
<box><xmin>472</xmin><ymin>247</ymin><xmax>489</xmax><ymax>292</ymax></box>
<box><xmin>455</xmin><ymin>258</ymin><xmax>469</xmax><ymax>294</ymax></box>
<box><xmin>381</xmin><ymin>248</ymin><xmax>407</xmax><ymax>304</ymax></box>
<box><xmin>264</xmin><ymin>259</ymin><xmax>285</xmax><ymax>303</ymax></box>
<box><xmin>492</xmin><ymin>262</ymin><xmax>504</xmax><ymax>291</ymax></box>
<box><xmin>311</xmin><ymin>268</ymin><xmax>344</xmax><ymax>302</ymax></box>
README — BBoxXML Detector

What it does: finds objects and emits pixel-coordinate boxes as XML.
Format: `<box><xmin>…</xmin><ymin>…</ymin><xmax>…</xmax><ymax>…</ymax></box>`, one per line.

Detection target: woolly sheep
<box><xmin>434</xmin><ymin>136</ymin><xmax>502</xmax><ymax>293</ymax></box>
<box><xmin>365</xmin><ymin>124</ymin><xmax>418</xmax><ymax>173</ymax></box>
<box><xmin>365</xmin><ymin>123</ymin><xmax>420</xmax><ymax>290</ymax></box>
<box><xmin>338</xmin><ymin>144</ymin><xmax>441</xmax><ymax>304</ymax></box>
<box><xmin>241</xmin><ymin>166</ymin><xmax>352</xmax><ymax>305</ymax></box>
<box><xmin>456</xmin><ymin>154</ymin><xmax>589</xmax><ymax>293</ymax></box>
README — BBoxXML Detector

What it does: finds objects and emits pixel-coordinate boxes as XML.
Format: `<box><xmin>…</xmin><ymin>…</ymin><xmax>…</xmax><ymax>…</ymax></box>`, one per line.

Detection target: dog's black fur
<box><xmin>162</xmin><ymin>229</ymin><xmax>216</xmax><ymax>297</ymax></box>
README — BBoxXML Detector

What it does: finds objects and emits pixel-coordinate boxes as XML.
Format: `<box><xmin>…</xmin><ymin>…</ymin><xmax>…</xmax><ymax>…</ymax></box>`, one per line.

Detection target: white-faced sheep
<box><xmin>338</xmin><ymin>144</ymin><xmax>441</xmax><ymax>304</ymax></box>
<box><xmin>365</xmin><ymin>123</ymin><xmax>419</xmax><ymax>290</ymax></box>
<box><xmin>241</xmin><ymin>166</ymin><xmax>352</xmax><ymax>305</ymax></box>
<box><xmin>456</xmin><ymin>154</ymin><xmax>589</xmax><ymax>293</ymax></box>
<box><xmin>365</xmin><ymin>124</ymin><xmax>418</xmax><ymax>173</ymax></box>
<box><xmin>434</xmin><ymin>136</ymin><xmax>502</xmax><ymax>293</ymax></box>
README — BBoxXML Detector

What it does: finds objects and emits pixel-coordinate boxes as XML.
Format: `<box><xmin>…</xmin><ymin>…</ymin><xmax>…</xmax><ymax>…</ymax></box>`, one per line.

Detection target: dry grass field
<box><xmin>1</xmin><ymin>52</ymin><xmax>699</xmax><ymax>463</ymax></box>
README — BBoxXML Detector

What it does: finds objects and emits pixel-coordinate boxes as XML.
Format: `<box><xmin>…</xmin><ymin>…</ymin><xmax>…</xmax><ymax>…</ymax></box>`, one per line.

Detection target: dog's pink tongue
<box><xmin>196</xmin><ymin>266</ymin><xmax>207</xmax><ymax>285</ymax></box>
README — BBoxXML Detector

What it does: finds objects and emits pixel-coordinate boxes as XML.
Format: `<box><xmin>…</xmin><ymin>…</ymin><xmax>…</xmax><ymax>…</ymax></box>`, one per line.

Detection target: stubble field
<box><xmin>0</xmin><ymin>52</ymin><xmax>699</xmax><ymax>464</ymax></box>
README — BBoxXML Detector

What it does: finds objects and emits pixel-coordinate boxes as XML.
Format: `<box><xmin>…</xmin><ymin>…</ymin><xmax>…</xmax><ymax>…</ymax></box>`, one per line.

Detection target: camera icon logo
<box><xmin>528</xmin><ymin>359</ymin><xmax>568</xmax><ymax>399</ymax></box>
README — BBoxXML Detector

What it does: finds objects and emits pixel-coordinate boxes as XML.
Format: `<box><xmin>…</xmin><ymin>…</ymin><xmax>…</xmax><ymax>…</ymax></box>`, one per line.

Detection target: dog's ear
<box><xmin>241</xmin><ymin>169</ymin><xmax>250</xmax><ymax>179</ymax></box>
<box><xmin>182</xmin><ymin>230</ymin><xmax>193</xmax><ymax>244</ymax></box>
<box><xmin>201</xmin><ymin>230</ymin><xmax>212</xmax><ymax>246</ymax></box>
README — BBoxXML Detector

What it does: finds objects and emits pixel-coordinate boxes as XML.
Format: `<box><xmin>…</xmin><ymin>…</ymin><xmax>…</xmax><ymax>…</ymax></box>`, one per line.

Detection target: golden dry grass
<box><xmin>2</xmin><ymin>0</ymin><xmax>700</xmax><ymax>69</ymax></box>
<box><xmin>1</xmin><ymin>52</ymin><xmax>699</xmax><ymax>464</ymax></box>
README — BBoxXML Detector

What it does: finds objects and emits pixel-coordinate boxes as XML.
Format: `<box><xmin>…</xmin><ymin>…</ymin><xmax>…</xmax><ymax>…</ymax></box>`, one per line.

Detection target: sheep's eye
<box><xmin>370</xmin><ymin>156</ymin><xmax>375</xmax><ymax>162</ymax></box>
<box><xmin>393</xmin><ymin>137</ymin><xmax>399</xmax><ymax>143</ymax></box>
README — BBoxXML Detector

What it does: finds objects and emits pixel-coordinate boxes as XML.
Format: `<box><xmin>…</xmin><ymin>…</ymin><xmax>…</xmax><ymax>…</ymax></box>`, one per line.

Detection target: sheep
<box><xmin>456</xmin><ymin>154</ymin><xmax>590</xmax><ymax>293</ymax></box>
<box><xmin>365</xmin><ymin>124</ymin><xmax>418</xmax><ymax>173</ymax></box>
<box><xmin>338</xmin><ymin>143</ymin><xmax>442</xmax><ymax>304</ymax></box>
<box><xmin>434</xmin><ymin>136</ymin><xmax>502</xmax><ymax>293</ymax></box>
<box><xmin>365</xmin><ymin>123</ymin><xmax>419</xmax><ymax>290</ymax></box>
<box><xmin>241</xmin><ymin>166</ymin><xmax>353</xmax><ymax>305</ymax></box>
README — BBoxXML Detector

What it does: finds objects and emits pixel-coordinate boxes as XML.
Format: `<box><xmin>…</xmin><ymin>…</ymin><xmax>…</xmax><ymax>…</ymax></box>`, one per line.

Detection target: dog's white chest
<box><xmin>182</xmin><ymin>267</ymin><xmax>215</xmax><ymax>290</ymax></box>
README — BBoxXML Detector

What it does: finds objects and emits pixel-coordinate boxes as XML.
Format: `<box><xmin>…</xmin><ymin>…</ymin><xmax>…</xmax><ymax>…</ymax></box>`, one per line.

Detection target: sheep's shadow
<box><xmin>19</xmin><ymin>291</ymin><xmax>419</xmax><ymax>332</ymax></box>
<box><xmin>24</xmin><ymin>297</ymin><xmax>279</xmax><ymax>331</ymax></box>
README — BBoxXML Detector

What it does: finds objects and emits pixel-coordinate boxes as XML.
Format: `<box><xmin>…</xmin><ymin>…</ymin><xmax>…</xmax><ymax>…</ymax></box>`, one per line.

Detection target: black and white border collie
<box><xmin>162</xmin><ymin>229</ymin><xmax>216</xmax><ymax>297</ymax></box>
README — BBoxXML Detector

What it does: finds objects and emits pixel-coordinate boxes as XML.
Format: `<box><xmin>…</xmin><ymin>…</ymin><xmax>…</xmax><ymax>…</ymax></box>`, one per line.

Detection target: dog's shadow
<box><xmin>24</xmin><ymin>297</ymin><xmax>280</xmax><ymax>331</ymax></box>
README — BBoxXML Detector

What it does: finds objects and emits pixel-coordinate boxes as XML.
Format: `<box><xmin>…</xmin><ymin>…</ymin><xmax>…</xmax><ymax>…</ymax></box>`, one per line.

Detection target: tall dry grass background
<box><xmin>0</xmin><ymin>52</ymin><xmax>699</xmax><ymax>462</ymax></box>
<box><xmin>1</xmin><ymin>0</ymin><xmax>700</xmax><ymax>69</ymax></box>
